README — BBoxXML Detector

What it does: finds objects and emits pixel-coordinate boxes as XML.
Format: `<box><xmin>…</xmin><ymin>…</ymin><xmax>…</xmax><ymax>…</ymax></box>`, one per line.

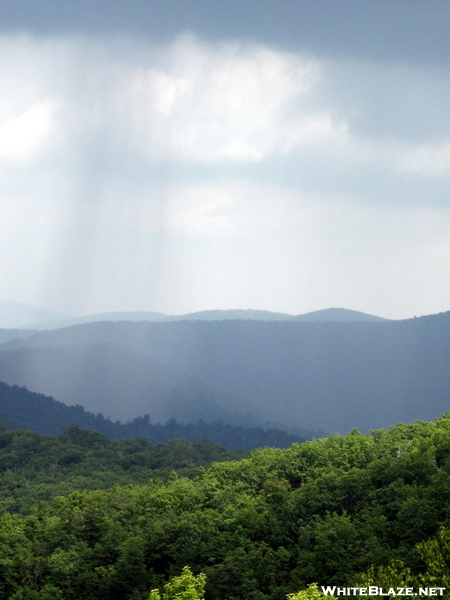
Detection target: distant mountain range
<box><xmin>0</xmin><ymin>343</ymin><xmax>222</xmax><ymax>423</ymax></box>
<box><xmin>289</xmin><ymin>308</ymin><xmax>388</xmax><ymax>322</ymax></box>
<box><xmin>0</xmin><ymin>300</ymin><xmax>71</xmax><ymax>329</ymax></box>
<box><xmin>0</xmin><ymin>342</ymin><xmax>269</xmax><ymax>426</ymax></box>
<box><xmin>0</xmin><ymin>299</ymin><xmax>388</xmax><ymax>330</ymax></box>
<box><xmin>1</xmin><ymin>311</ymin><xmax>450</xmax><ymax>434</ymax></box>
<box><xmin>0</xmin><ymin>381</ymin><xmax>313</xmax><ymax>451</ymax></box>
<box><xmin>0</xmin><ymin>328</ymin><xmax>35</xmax><ymax>343</ymax></box>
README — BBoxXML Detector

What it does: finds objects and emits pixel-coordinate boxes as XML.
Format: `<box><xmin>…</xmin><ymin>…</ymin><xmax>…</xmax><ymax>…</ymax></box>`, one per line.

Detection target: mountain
<box><xmin>0</xmin><ymin>342</ymin><xmax>268</xmax><ymax>425</ymax></box>
<box><xmin>0</xmin><ymin>381</ymin><xmax>312</xmax><ymax>450</ymax></box>
<box><xmin>291</xmin><ymin>307</ymin><xmax>389</xmax><ymax>322</ymax></box>
<box><xmin>26</xmin><ymin>311</ymin><xmax>169</xmax><ymax>331</ymax></box>
<box><xmin>0</xmin><ymin>300</ymin><xmax>71</xmax><ymax>328</ymax></box>
<box><xmin>19</xmin><ymin>306</ymin><xmax>387</xmax><ymax>331</ymax></box>
<box><xmin>2</xmin><ymin>312</ymin><xmax>450</xmax><ymax>433</ymax></box>
<box><xmin>169</xmin><ymin>309</ymin><xmax>294</xmax><ymax>321</ymax></box>
<box><xmin>172</xmin><ymin>308</ymin><xmax>388</xmax><ymax>322</ymax></box>
<box><xmin>0</xmin><ymin>328</ymin><xmax>36</xmax><ymax>343</ymax></box>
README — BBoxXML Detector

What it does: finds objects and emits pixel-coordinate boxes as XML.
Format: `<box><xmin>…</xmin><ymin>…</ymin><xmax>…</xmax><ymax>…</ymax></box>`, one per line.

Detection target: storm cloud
<box><xmin>1</xmin><ymin>3</ymin><xmax>449</xmax><ymax>319</ymax></box>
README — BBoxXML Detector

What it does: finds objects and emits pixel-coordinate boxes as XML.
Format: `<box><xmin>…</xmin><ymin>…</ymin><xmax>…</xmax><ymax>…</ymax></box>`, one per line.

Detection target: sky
<box><xmin>1</xmin><ymin>0</ymin><xmax>450</xmax><ymax>320</ymax></box>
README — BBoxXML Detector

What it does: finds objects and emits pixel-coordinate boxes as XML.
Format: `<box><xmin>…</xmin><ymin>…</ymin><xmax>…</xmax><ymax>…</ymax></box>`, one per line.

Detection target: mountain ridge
<box><xmin>1</xmin><ymin>312</ymin><xmax>450</xmax><ymax>433</ymax></box>
<box><xmin>0</xmin><ymin>342</ymin><xmax>271</xmax><ymax>426</ymax></box>
<box><xmin>0</xmin><ymin>380</ymin><xmax>315</xmax><ymax>451</ymax></box>
<box><xmin>15</xmin><ymin>306</ymin><xmax>389</xmax><ymax>331</ymax></box>
<box><xmin>0</xmin><ymin>300</ymin><xmax>71</xmax><ymax>329</ymax></box>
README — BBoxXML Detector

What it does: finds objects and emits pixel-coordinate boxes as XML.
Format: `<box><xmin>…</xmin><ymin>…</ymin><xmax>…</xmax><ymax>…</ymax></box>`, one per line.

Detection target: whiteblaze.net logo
<box><xmin>321</xmin><ymin>587</ymin><xmax>446</xmax><ymax>597</ymax></box>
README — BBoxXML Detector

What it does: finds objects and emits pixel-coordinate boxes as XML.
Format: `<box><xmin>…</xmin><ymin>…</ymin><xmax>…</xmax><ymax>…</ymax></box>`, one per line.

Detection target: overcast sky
<box><xmin>1</xmin><ymin>0</ymin><xmax>449</xmax><ymax>319</ymax></box>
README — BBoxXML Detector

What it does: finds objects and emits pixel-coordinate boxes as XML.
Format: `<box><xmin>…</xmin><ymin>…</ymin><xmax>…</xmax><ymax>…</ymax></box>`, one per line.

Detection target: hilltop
<box><xmin>0</xmin><ymin>299</ymin><xmax>388</xmax><ymax>330</ymax></box>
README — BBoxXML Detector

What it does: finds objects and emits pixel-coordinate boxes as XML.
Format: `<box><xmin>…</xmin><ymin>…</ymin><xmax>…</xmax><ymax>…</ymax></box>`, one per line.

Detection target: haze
<box><xmin>1</xmin><ymin>1</ymin><xmax>450</xmax><ymax>320</ymax></box>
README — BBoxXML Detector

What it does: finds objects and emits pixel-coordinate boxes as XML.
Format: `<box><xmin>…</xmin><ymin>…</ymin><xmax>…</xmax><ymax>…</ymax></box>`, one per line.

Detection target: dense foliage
<box><xmin>149</xmin><ymin>567</ymin><xmax>206</xmax><ymax>600</ymax></box>
<box><xmin>0</xmin><ymin>425</ymin><xmax>245</xmax><ymax>514</ymax></box>
<box><xmin>1</xmin><ymin>414</ymin><xmax>450</xmax><ymax>599</ymax></box>
<box><xmin>360</xmin><ymin>526</ymin><xmax>450</xmax><ymax>592</ymax></box>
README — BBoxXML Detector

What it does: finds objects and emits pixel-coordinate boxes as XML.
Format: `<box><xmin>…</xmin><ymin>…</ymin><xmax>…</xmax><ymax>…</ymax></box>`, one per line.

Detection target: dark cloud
<box><xmin>1</xmin><ymin>0</ymin><xmax>449</xmax><ymax>64</ymax></box>
<box><xmin>0</xmin><ymin>12</ymin><xmax>449</xmax><ymax>319</ymax></box>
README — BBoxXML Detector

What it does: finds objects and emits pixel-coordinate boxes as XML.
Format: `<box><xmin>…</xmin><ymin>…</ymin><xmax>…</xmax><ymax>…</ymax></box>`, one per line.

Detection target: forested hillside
<box><xmin>0</xmin><ymin>425</ymin><xmax>244</xmax><ymax>513</ymax></box>
<box><xmin>0</xmin><ymin>381</ymin><xmax>310</xmax><ymax>451</ymax></box>
<box><xmin>2</xmin><ymin>312</ymin><xmax>450</xmax><ymax>432</ymax></box>
<box><xmin>1</xmin><ymin>414</ymin><xmax>450</xmax><ymax>599</ymax></box>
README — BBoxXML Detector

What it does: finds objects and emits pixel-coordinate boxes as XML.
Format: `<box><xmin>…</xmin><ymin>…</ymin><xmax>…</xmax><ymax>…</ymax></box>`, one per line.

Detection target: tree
<box><xmin>148</xmin><ymin>566</ymin><xmax>206</xmax><ymax>600</ymax></box>
<box><xmin>359</xmin><ymin>527</ymin><xmax>450</xmax><ymax>596</ymax></box>
<box><xmin>288</xmin><ymin>583</ymin><xmax>333</xmax><ymax>600</ymax></box>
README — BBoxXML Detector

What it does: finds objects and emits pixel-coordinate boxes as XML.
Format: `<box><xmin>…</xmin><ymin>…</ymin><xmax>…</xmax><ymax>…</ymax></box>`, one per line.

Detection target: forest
<box><xmin>1</xmin><ymin>413</ymin><xmax>450</xmax><ymax>599</ymax></box>
<box><xmin>0</xmin><ymin>381</ymin><xmax>310</xmax><ymax>451</ymax></box>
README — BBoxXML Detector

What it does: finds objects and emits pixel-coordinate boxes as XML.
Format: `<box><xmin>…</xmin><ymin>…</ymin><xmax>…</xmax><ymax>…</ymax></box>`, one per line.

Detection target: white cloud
<box><xmin>85</xmin><ymin>35</ymin><xmax>349</xmax><ymax>162</ymax></box>
<box><xmin>0</xmin><ymin>32</ymin><xmax>450</xmax><ymax>318</ymax></box>
<box><xmin>0</xmin><ymin>98</ymin><xmax>60</xmax><ymax>164</ymax></box>
<box><xmin>0</xmin><ymin>33</ymin><xmax>350</xmax><ymax>167</ymax></box>
<box><xmin>1</xmin><ymin>32</ymin><xmax>449</xmax><ymax>176</ymax></box>
<box><xmin>395</xmin><ymin>141</ymin><xmax>450</xmax><ymax>176</ymax></box>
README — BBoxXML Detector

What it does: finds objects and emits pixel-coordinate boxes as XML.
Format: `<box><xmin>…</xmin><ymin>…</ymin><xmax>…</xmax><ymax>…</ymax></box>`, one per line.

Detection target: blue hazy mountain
<box><xmin>0</xmin><ymin>381</ymin><xmax>313</xmax><ymax>451</ymax></box>
<box><xmin>174</xmin><ymin>308</ymin><xmax>388</xmax><ymax>322</ymax></box>
<box><xmin>290</xmin><ymin>308</ymin><xmax>388</xmax><ymax>322</ymax></box>
<box><xmin>20</xmin><ymin>306</ymin><xmax>387</xmax><ymax>331</ymax></box>
<box><xmin>0</xmin><ymin>328</ymin><xmax>36</xmax><ymax>343</ymax></box>
<box><xmin>168</xmin><ymin>309</ymin><xmax>294</xmax><ymax>321</ymax></box>
<box><xmin>0</xmin><ymin>300</ymin><xmax>71</xmax><ymax>329</ymax></box>
<box><xmin>0</xmin><ymin>342</ymin><xmax>269</xmax><ymax>425</ymax></box>
<box><xmin>1</xmin><ymin>311</ymin><xmax>450</xmax><ymax>433</ymax></box>
<box><xmin>25</xmin><ymin>311</ymin><xmax>169</xmax><ymax>331</ymax></box>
